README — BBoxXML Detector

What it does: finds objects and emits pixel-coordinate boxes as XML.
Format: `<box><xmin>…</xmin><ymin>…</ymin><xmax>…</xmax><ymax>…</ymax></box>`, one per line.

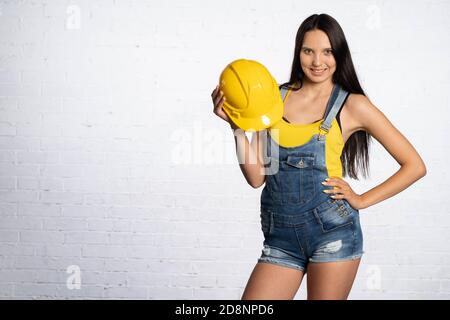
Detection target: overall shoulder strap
<box><xmin>320</xmin><ymin>84</ymin><xmax>349</xmax><ymax>133</ymax></box>
<box><xmin>279</xmin><ymin>86</ymin><xmax>289</xmax><ymax>101</ymax></box>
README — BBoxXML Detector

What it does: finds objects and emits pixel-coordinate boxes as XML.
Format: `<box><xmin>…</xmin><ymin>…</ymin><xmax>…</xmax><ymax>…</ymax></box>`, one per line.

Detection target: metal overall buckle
<box><xmin>317</xmin><ymin>126</ymin><xmax>329</xmax><ymax>140</ymax></box>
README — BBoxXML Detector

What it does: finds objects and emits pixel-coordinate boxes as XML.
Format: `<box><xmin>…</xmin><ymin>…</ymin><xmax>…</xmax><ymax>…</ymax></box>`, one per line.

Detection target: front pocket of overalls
<box><xmin>281</xmin><ymin>155</ymin><xmax>315</xmax><ymax>204</ymax></box>
<box><xmin>314</xmin><ymin>200</ymin><xmax>353</xmax><ymax>233</ymax></box>
<box><xmin>340</xmin><ymin>199</ymin><xmax>359</xmax><ymax>215</ymax></box>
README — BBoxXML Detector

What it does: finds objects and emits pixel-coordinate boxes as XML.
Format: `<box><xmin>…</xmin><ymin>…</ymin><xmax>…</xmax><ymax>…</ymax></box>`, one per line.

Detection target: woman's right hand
<box><xmin>211</xmin><ymin>85</ymin><xmax>239</xmax><ymax>130</ymax></box>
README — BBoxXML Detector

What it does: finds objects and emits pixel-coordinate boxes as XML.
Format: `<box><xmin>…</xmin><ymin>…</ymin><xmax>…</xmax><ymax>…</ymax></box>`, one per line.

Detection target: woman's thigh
<box><xmin>306</xmin><ymin>258</ymin><xmax>362</xmax><ymax>300</ymax></box>
<box><xmin>241</xmin><ymin>262</ymin><xmax>305</xmax><ymax>300</ymax></box>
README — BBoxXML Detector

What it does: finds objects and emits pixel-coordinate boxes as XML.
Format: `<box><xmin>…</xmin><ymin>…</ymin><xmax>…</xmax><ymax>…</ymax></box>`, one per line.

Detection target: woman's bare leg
<box><xmin>306</xmin><ymin>258</ymin><xmax>362</xmax><ymax>300</ymax></box>
<box><xmin>241</xmin><ymin>262</ymin><xmax>305</xmax><ymax>300</ymax></box>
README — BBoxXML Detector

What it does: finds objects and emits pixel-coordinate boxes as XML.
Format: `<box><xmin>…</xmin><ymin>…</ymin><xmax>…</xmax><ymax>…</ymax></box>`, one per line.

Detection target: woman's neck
<box><xmin>297</xmin><ymin>78</ymin><xmax>334</xmax><ymax>99</ymax></box>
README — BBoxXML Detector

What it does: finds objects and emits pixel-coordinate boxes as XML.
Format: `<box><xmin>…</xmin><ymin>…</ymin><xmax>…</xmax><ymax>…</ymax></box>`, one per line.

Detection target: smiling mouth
<box><xmin>311</xmin><ymin>68</ymin><xmax>327</xmax><ymax>72</ymax></box>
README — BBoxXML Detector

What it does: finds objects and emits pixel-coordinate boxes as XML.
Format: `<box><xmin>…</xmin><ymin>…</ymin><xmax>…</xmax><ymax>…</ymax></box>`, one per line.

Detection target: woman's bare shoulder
<box><xmin>343</xmin><ymin>93</ymin><xmax>376</xmax><ymax>132</ymax></box>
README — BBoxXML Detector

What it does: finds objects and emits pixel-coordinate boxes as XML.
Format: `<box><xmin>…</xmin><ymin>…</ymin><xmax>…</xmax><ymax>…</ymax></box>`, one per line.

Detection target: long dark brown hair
<box><xmin>280</xmin><ymin>13</ymin><xmax>372</xmax><ymax>180</ymax></box>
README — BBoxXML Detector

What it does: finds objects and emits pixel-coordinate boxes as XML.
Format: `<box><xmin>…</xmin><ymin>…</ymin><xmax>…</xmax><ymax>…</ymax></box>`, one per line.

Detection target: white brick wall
<box><xmin>0</xmin><ymin>0</ymin><xmax>448</xmax><ymax>299</ymax></box>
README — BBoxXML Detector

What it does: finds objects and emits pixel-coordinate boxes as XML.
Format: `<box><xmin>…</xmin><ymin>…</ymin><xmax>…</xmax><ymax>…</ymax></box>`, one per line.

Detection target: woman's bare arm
<box><xmin>231</xmin><ymin>126</ymin><xmax>266</xmax><ymax>188</ymax></box>
<box><xmin>347</xmin><ymin>94</ymin><xmax>427</xmax><ymax>209</ymax></box>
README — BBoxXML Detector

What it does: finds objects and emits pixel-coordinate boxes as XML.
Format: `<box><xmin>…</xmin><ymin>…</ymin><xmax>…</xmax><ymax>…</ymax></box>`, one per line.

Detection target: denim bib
<box><xmin>261</xmin><ymin>83</ymin><xmax>349</xmax><ymax>215</ymax></box>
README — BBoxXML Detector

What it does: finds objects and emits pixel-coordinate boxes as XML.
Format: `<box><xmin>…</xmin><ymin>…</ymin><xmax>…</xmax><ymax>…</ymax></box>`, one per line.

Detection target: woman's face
<box><xmin>299</xmin><ymin>29</ymin><xmax>336</xmax><ymax>83</ymax></box>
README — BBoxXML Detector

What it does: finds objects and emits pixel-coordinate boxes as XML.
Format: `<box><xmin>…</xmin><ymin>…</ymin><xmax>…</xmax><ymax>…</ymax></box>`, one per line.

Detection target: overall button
<box><xmin>285</xmin><ymin>155</ymin><xmax>313</xmax><ymax>169</ymax></box>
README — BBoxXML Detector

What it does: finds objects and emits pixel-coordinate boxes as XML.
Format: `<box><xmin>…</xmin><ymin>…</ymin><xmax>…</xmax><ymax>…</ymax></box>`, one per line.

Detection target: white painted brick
<box><xmin>440</xmin><ymin>280</ymin><xmax>450</xmax><ymax>293</ymax></box>
<box><xmin>110</xmin><ymin>219</ymin><xmax>134</xmax><ymax>232</ymax></box>
<box><xmin>84</xmin><ymin>193</ymin><xmax>131</xmax><ymax>206</ymax></box>
<box><xmin>0</xmin><ymin>137</ymin><xmax>44</xmax><ymax>151</ymax></box>
<box><xmin>40</xmin><ymin>191</ymin><xmax>84</xmax><ymax>205</ymax></box>
<box><xmin>1</xmin><ymin>164</ymin><xmax>39</xmax><ymax>176</ymax></box>
<box><xmin>108</xmin><ymin>207</ymin><xmax>165</xmax><ymax>219</ymax></box>
<box><xmin>0</xmin><ymin>177</ymin><xmax>15</xmax><ymax>189</ymax></box>
<box><xmin>0</xmin><ymin>284</ymin><xmax>13</xmax><ymax>297</ymax></box>
<box><xmin>42</xmin><ymin>217</ymin><xmax>87</xmax><ymax>231</ymax></box>
<box><xmin>57</xmin><ymin>285</ymin><xmax>105</xmax><ymax>299</ymax></box>
<box><xmin>0</xmin><ymin>270</ymin><xmax>36</xmax><ymax>287</ymax></box>
<box><xmin>39</xmin><ymin>137</ymin><xmax>86</xmax><ymax>152</ymax></box>
<box><xmin>20</xmin><ymin>230</ymin><xmax>64</xmax><ymax>243</ymax></box>
<box><xmin>145</xmin><ymin>260</ymin><xmax>195</xmax><ymax>275</ymax></box>
<box><xmin>64</xmin><ymin>231</ymin><xmax>109</xmax><ymax>244</ymax></box>
<box><xmin>63</xmin><ymin>178</ymin><xmax>110</xmax><ymax>193</ymax></box>
<box><xmin>131</xmin><ymin>220</ymin><xmax>173</xmax><ymax>233</ymax></box>
<box><xmin>103</xmin><ymin>286</ymin><xmax>148</xmax><ymax>299</ymax></box>
<box><xmin>60</xmin><ymin>97</ymin><xmax>108</xmax><ymax>113</ymax></box>
<box><xmin>0</xmin><ymin>203</ymin><xmax>17</xmax><ymax>217</ymax></box>
<box><xmin>381</xmin><ymin>278</ymin><xmax>441</xmax><ymax>293</ymax></box>
<box><xmin>86</xmin><ymin>218</ymin><xmax>114</xmax><ymax>231</ymax></box>
<box><xmin>0</xmin><ymin>256</ymin><xmax>15</xmax><ymax>269</ymax></box>
<box><xmin>170</xmin><ymin>274</ymin><xmax>216</xmax><ymax>288</ymax></box>
<box><xmin>1</xmin><ymin>1</ymin><xmax>45</xmax><ymax>17</ymax></box>
<box><xmin>0</xmin><ymin>16</ymin><xmax>20</xmax><ymax>34</ymax></box>
<box><xmin>40</xmin><ymin>165</ymin><xmax>85</xmax><ymax>178</ymax></box>
<box><xmin>17</xmin><ymin>96</ymin><xmax>61</xmax><ymax>112</ymax></box>
<box><xmin>21</xmin><ymin>68</ymin><xmax>65</xmax><ymax>85</ymax></box>
<box><xmin>15</xmin><ymin>257</ymin><xmax>107</xmax><ymax>275</ymax></box>
<box><xmin>14</xmin><ymin>284</ymin><xmax>59</xmax><ymax>298</ymax></box>
<box><xmin>62</xmin><ymin>205</ymin><xmax>108</xmax><ymax>218</ymax></box>
<box><xmin>37</xmin><ymin>244</ymin><xmax>82</xmax><ymax>258</ymax></box>
<box><xmin>17</xmin><ymin>123</ymin><xmax>64</xmax><ymax>138</ymax></box>
<box><xmin>82</xmin><ymin>245</ymin><xmax>127</xmax><ymax>258</ymax></box>
<box><xmin>193</xmin><ymin>287</ymin><xmax>241</xmax><ymax>300</ymax></box>
<box><xmin>0</xmin><ymin>122</ymin><xmax>16</xmax><ymax>136</ymax></box>
<box><xmin>103</xmin><ymin>259</ymin><xmax>149</xmax><ymax>273</ymax></box>
<box><xmin>82</xmin><ymin>165</ymin><xmax>130</xmax><ymax>178</ymax></box>
<box><xmin>0</xmin><ymin>230</ymin><xmax>19</xmax><ymax>242</ymax></box>
<box><xmin>148</xmin><ymin>286</ymin><xmax>193</xmax><ymax>300</ymax></box>
<box><xmin>0</xmin><ymin>69</ymin><xmax>20</xmax><ymax>84</ymax></box>
<box><xmin>80</xmin><ymin>271</ymin><xmax>128</xmax><ymax>286</ymax></box>
<box><xmin>0</xmin><ymin>217</ymin><xmax>42</xmax><ymax>230</ymax></box>
<box><xmin>16</xmin><ymin>178</ymin><xmax>39</xmax><ymax>190</ymax></box>
<box><xmin>127</xmin><ymin>272</ymin><xmax>171</xmax><ymax>287</ymax></box>
<box><xmin>41</xmin><ymin>112</ymin><xmax>86</xmax><ymax>129</ymax></box>
<box><xmin>20</xmin><ymin>178</ymin><xmax>64</xmax><ymax>191</ymax></box>
<box><xmin>109</xmin><ymin>232</ymin><xmax>154</xmax><ymax>246</ymax></box>
<box><xmin>191</xmin><ymin>261</ymin><xmax>254</xmax><ymax>276</ymax></box>
<box><xmin>64</xmin><ymin>258</ymin><xmax>106</xmax><ymax>272</ymax></box>
<box><xmin>166</xmin><ymin>234</ymin><xmax>201</xmax><ymax>248</ymax></box>
<box><xmin>0</xmin><ymin>84</ymin><xmax>41</xmax><ymax>97</ymax></box>
<box><xmin>0</xmin><ymin>150</ymin><xmax>15</xmax><ymax>163</ymax></box>
<box><xmin>18</xmin><ymin>203</ymin><xmax>60</xmax><ymax>217</ymax></box>
<box><xmin>125</xmin><ymin>246</ymin><xmax>162</xmax><ymax>259</ymax></box>
<box><xmin>41</xmin><ymin>83</ymin><xmax>84</xmax><ymax>98</ymax></box>
<box><xmin>17</xmin><ymin>151</ymin><xmax>60</xmax><ymax>164</ymax></box>
<box><xmin>60</xmin><ymin>152</ymin><xmax>104</xmax><ymax>165</ymax></box>
<box><xmin>14</xmin><ymin>256</ymin><xmax>59</xmax><ymax>270</ymax></box>
<box><xmin>0</xmin><ymin>244</ymin><xmax>35</xmax><ymax>256</ymax></box>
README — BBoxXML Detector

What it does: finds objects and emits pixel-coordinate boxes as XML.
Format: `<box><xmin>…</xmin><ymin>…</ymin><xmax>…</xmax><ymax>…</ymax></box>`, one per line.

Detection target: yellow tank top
<box><xmin>269</xmin><ymin>88</ymin><xmax>345</xmax><ymax>178</ymax></box>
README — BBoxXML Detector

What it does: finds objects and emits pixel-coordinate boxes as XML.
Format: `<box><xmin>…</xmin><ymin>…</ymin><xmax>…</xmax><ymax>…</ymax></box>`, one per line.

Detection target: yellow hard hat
<box><xmin>219</xmin><ymin>59</ymin><xmax>283</xmax><ymax>131</ymax></box>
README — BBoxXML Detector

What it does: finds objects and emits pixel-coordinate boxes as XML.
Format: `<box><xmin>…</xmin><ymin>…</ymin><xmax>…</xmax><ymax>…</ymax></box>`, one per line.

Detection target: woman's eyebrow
<box><xmin>301</xmin><ymin>46</ymin><xmax>333</xmax><ymax>51</ymax></box>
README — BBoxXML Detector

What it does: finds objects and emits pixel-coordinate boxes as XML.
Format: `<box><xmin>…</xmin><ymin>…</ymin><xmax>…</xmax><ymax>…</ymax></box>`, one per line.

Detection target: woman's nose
<box><xmin>312</xmin><ymin>55</ymin><xmax>322</xmax><ymax>66</ymax></box>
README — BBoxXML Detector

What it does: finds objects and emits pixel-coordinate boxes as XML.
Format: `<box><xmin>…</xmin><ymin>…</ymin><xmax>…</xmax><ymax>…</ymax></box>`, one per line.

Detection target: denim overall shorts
<box><xmin>258</xmin><ymin>83</ymin><xmax>364</xmax><ymax>272</ymax></box>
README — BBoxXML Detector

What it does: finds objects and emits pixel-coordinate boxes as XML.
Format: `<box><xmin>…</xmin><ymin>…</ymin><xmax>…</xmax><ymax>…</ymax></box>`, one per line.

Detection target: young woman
<box><xmin>211</xmin><ymin>13</ymin><xmax>426</xmax><ymax>300</ymax></box>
